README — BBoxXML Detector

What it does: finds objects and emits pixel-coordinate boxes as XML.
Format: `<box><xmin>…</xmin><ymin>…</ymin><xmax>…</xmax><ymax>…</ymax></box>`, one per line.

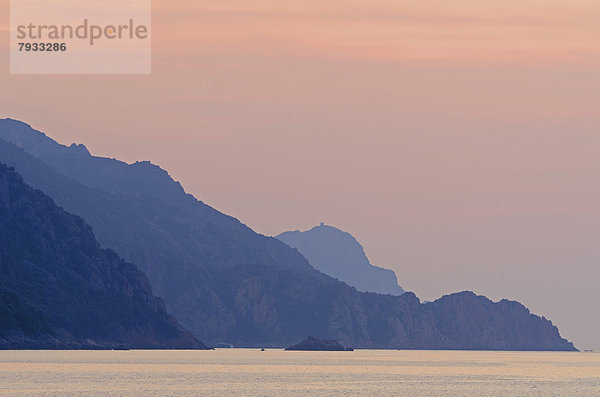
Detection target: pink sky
<box><xmin>1</xmin><ymin>0</ymin><xmax>600</xmax><ymax>348</ymax></box>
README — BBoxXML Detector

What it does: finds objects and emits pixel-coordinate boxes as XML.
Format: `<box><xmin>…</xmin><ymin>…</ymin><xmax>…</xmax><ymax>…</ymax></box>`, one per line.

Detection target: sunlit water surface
<box><xmin>1</xmin><ymin>349</ymin><xmax>599</xmax><ymax>396</ymax></box>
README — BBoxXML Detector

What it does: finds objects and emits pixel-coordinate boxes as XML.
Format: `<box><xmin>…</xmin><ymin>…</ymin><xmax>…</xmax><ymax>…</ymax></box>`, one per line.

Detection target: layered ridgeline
<box><xmin>277</xmin><ymin>224</ymin><xmax>404</xmax><ymax>295</ymax></box>
<box><xmin>0</xmin><ymin>119</ymin><xmax>576</xmax><ymax>350</ymax></box>
<box><xmin>0</xmin><ymin>163</ymin><xmax>205</xmax><ymax>349</ymax></box>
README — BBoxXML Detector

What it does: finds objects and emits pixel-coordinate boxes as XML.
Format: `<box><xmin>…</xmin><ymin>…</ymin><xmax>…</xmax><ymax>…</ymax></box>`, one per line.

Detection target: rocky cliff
<box><xmin>426</xmin><ymin>291</ymin><xmax>574</xmax><ymax>350</ymax></box>
<box><xmin>0</xmin><ymin>163</ymin><xmax>206</xmax><ymax>349</ymax></box>
<box><xmin>0</xmin><ymin>118</ymin><xmax>576</xmax><ymax>350</ymax></box>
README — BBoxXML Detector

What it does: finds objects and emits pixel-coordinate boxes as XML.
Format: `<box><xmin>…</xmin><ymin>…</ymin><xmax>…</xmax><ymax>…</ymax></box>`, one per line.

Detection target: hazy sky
<box><xmin>1</xmin><ymin>0</ymin><xmax>600</xmax><ymax>349</ymax></box>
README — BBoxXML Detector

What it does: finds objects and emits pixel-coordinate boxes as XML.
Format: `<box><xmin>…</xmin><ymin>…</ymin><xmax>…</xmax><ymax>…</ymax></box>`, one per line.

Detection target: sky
<box><xmin>1</xmin><ymin>0</ymin><xmax>600</xmax><ymax>349</ymax></box>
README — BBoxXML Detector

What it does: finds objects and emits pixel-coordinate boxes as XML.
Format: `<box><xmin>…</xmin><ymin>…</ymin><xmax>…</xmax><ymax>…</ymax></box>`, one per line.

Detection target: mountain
<box><xmin>0</xmin><ymin>118</ymin><xmax>576</xmax><ymax>350</ymax></box>
<box><xmin>277</xmin><ymin>224</ymin><xmax>404</xmax><ymax>295</ymax></box>
<box><xmin>425</xmin><ymin>291</ymin><xmax>573</xmax><ymax>351</ymax></box>
<box><xmin>0</xmin><ymin>163</ymin><xmax>206</xmax><ymax>349</ymax></box>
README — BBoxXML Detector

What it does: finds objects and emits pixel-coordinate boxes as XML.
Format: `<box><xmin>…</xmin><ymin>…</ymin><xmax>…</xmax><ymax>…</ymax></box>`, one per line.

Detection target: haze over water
<box><xmin>1</xmin><ymin>349</ymin><xmax>599</xmax><ymax>396</ymax></box>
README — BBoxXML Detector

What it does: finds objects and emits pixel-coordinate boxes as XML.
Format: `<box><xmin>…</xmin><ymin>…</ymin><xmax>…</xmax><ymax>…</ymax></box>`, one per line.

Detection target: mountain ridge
<box><xmin>277</xmin><ymin>223</ymin><xmax>404</xmax><ymax>295</ymax></box>
<box><xmin>0</xmin><ymin>162</ymin><xmax>207</xmax><ymax>349</ymax></box>
<box><xmin>0</xmin><ymin>118</ymin><xmax>576</xmax><ymax>351</ymax></box>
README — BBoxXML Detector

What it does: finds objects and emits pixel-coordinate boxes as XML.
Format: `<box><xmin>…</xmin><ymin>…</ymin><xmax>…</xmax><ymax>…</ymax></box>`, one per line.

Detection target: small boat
<box><xmin>260</xmin><ymin>348</ymin><xmax>265</xmax><ymax>351</ymax></box>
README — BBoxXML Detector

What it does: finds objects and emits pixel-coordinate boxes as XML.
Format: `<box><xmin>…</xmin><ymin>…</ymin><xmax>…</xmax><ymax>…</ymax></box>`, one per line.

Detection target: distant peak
<box><xmin>311</xmin><ymin>223</ymin><xmax>338</xmax><ymax>230</ymax></box>
<box><xmin>0</xmin><ymin>118</ymin><xmax>44</xmax><ymax>136</ymax></box>
<box><xmin>68</xmin><ymin>143</ymin><xmax>90</xmax><ymax>156</ymax></box>
<box><xmin>130</xmin><ymin>160</ymin><xmax>173</xmax><ymax>177</ymax></box>
<box><xmin>132</xmin><ymin>160</ymin><xmax>163</xmax><ymax>170</ymax></box>
<box><xmin>1</xmin><ymin>118</ymin><xmax>33</xmax><ymax>128</ymax></box>
<box><xmin>276</xmin><ymin>223</ymin><xmax>405</xmax><ymax>296</ymax></box>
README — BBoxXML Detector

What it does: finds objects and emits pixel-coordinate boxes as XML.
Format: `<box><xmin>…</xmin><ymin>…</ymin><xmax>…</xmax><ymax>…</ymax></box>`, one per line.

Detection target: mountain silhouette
<box><xmin>277</xmin><ymin>224</ymin><xmax>404</xmax><ymax>295</ymax></box>
<box><xmin>0</xmin><ymin>118</ymin><xmax>576</xmax><ymax>350</ymax></box>
<box><xmin>0</xmin><ymin>163</ymin><xmax>206</xmax><ymax>349</ymax></box>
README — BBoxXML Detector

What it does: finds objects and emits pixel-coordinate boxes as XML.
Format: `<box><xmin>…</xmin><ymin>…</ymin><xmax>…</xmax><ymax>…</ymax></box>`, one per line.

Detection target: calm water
<box><xmin>1</xmin><ymin>349</ymin><xmax>599</xmax><ymax>396</ymax></box>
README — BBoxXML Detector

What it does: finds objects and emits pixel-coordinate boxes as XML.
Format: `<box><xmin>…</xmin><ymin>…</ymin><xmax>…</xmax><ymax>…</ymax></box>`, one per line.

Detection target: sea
<box><xmin>1</xmin><ymin>349</ymin><xmax>599</xmax><ymax>396</ymax></box>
